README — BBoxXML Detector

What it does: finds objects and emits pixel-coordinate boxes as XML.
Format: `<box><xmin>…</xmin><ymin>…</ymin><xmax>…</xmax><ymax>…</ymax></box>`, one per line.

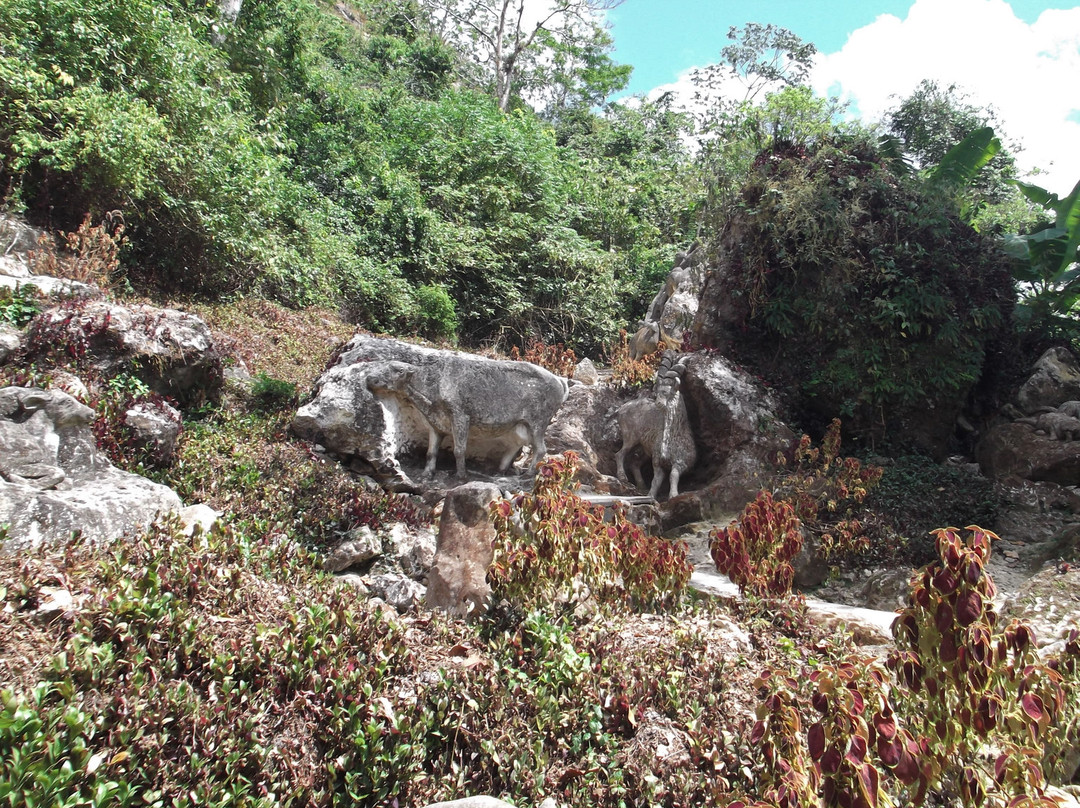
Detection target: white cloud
<box><xmin>812</xmin><ymin>0</ymin><xmax>1080</xmax><ymax>197</ymax></box>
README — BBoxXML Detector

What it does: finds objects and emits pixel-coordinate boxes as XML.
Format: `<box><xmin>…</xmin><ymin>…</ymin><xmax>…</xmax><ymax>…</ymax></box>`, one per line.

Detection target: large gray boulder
<box><xmin>293</xmin><ymin>336</ymin><xmax>568</xmax><ymax>482</ymax></box>
<box><xmin>0</xmin><ymin>387</ymin><xmax>182</xmax><ymax>550</ymax></box>
<box><xmin>0</xmin><ymin>323</ymin><xmax>21</xmax><ymax>363</ymax></box>
<box><xmin>545</xmin><ymin>382</ymin><xmax>624</xmax><ymax>489</ymax></box>
<box><xmin>26</xmin><ymin>301</ymin><xmax>222</xmax><ymax>406</ymax></box>
<box><xmin>660</xmin><ymin>353</ymin><xmax>796</xmax><ymax>526</ymax></box>
<box><xmin>976</xmin><ymin>422</ymin><xmax>1080</xmax><ymax>485</ymax></box>
<box><xmin>1016</xmin><ymin>347</ymin><xmax>1080</xmax><ymax>414</ymax></box>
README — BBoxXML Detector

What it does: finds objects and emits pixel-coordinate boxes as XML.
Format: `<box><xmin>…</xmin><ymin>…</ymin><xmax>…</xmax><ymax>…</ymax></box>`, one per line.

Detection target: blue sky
<box><xmin>604</xmin><ymin>0</ymin><xmax>1080</xmax><ymax>195</ymax></box>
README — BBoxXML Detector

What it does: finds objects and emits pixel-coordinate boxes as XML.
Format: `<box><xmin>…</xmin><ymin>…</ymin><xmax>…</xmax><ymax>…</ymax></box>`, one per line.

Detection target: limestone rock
<box><xmin>47</xmin><ymin>370</ymin><xmax>89</xmax><ymax>401</ymax></box>
<box><xmin>178</xmin><ymin>503</ymin><xmax>220</xmax><ymax>536</ymax></box>
<box><xmin>976</xmin><ymin>422</ymin><xmax>1080</xmax><ymax>485</ymax></box>
<box><xmin>1017</xmin><ymin>347</ymin><xmax>1080</xmax><ymax>414</ymax></box>
<box><xmin>0</xmin><ymin>261</ymin><xmax>96</xmax><ymax>298</ymax></box>
<box><xmin>0</xmin><ymin>323</ymin><xmax>20</xmax><ymax>363</ymax></box>
<box><xmin>545</xmin><ymin>382</ymin><xmax>623</xmax><ymax>488</ymax></box>
<box><xmin>382</xmin><ymin>522</ymin><xmax>436</xmax><ymax>580</ymax></box>
<box><xmin>426</xmin><ymin>483</ymin><xmax>500</xmax><ymax>617</ymax></box>
<box><xmin>366</xmin><ymin>572</ymin><xmax>425</xmax><ymax>612</ymax></box>
<box><xmin>294</xmin><ymin>335</ymin><xmax>567</xmax><ymax>482</ymax></box>
<box><xmin>659</xmin><ymin>353</ymin><xmax>795</xmax><ymax>527</ymax></box>
<box><xmin>323</xmin><ymin>527</ymin><xmax>383</xmax><ymax>572</ymax></box>
<box><xmin>0</xmin><ymin>386</ymin><xmax>182</xmax><ymax>550</ymax></box>
<box><xmin>28</xmin><ymin>301</ymin><xmax>222</xmax><ymax>407</ymax></box>
<box><xmin>0</xmin><ymin>215</ymin><xmax>46</xmax><ymax>256</ymax></box>
<box><xmin>999</xmin><ymin>565</ymin><xmax>1080</xmax><ymax>657</ymax></box>
<box><xmin>573</xmin><ymin>358</ymin><xmax>599</xmax><ymax>385</ymax></box>
<box><xmin>124</xmin><ymin>399</ymin><xmax>182</xmax><ymax>465</ymax></box>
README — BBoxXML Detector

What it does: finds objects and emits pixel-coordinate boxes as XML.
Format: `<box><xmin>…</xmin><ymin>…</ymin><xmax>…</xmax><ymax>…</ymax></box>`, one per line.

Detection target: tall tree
<box><xmin>419</xmin><ymin>0</ymin><xmax>626</xmax><ymax>112</ymax></box>
<box><xmin>691</xmin><ymin>23</ymin><xmax>817</xmax><ymax>104</ymax></box>
<box><xmin>885</xmin><ymin>79</ymin><xmax>1040</xmax><ymax>232</ymax></box>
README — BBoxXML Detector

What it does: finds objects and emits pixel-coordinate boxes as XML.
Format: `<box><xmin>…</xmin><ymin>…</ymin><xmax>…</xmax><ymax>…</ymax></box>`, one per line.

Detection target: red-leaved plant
<box><xmin>489</xmin><ymin>452</ymin><xmax>692</xmax><ymax>613</ymax></box>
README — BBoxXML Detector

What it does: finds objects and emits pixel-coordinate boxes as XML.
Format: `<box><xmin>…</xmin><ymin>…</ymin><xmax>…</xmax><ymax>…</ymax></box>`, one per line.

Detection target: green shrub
<box><xmin>413</xmin><ymin>284</ymin><xmax>458</xmax><ymax>342</ymax></box>
<box><xmin>711</xmin><ymin>137</ymin><xmax>1015</xmax><ymax>452</ymax></box>
<box><xmin>250</xmin><ymin>372</ymin><xmax>297</xmax><ymax>411</ymax></box>
<box><xmin>0</xmin><ymin>285</ymin><xmax>39</xmax><ymax>327</ymax></box>
<box><xmin>866</xmin><ymin>454</ymin><xmax>1000</xmax><ymax>563</ymax></box>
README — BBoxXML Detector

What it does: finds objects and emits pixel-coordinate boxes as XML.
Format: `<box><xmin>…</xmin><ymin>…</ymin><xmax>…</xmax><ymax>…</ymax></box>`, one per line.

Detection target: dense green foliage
<box><xmin>0</xmin><ymin>0</ymin><xmax>695</xmax><ymax>352</ymax></box>
<box><xmin>711</xmin><ymin>136</ymin><xmax>1016</xmax><ymax>452</ymax></box>
<box><xmin>885</xmin><ymin>80</ymin><xmax>1041</xmax><ymax>234</ymax></box>
<box><xmin>866</xmin><ymin>455</ymin><xmax>1000</xmax><ymax>563</ymax></box>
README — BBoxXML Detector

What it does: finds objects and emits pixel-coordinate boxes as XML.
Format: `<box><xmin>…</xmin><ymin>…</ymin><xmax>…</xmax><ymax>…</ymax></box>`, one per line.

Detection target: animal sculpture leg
<box><xmin>451</xmin><ymin>414</ymin><xmax>470</xmax><ymax>476</ymax></box>
<box><xmin>614</xmin><ymin>444</ymin><xmax>630</xmax><ymax>483</ymax></box>
<box><xmin>668</xmin><ymin>467</ymin><xmax>681</xmax><ymax>498</ymax></box>
<box><xmin>527</xmin><ymin>426</ymin><xmax>547</xmax><ymax>473</ymax></box>
<box><xmin>423</xmin><ymin>425</ymin><xmax>441</xmax><ymax>475</ymax></box>
<box><xmin>497</xmin><ymin>445</ymin><xmax>519</xmax><ymax>472</ymax></box>
<box><xmin>647</xmin><ymin>457</ymin><xmax>665</xmax><ymax>499</ymax></box>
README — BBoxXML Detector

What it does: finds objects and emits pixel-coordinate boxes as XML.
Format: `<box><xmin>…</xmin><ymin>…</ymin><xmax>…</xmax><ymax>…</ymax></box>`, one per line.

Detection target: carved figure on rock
<box><xmin>0</xmin><ymin>388</ymin><xmax>96</xmax><ymax>489</ymax></box>
<box><xmin>1017</xmin><ymin>411</ymin><xmax>1080</xmax><ymax>441</ymax></box>
<box><xmin>365</xmin><ymin>359</ymin><xmax>568</xmax><ymax>476</ymax></box>
<box><xmin>1057</xmin><ymin>400</ymin><xmax>1080</xmax><ymax>419</ymax></box>
<box><xmin>614</xmin><ymin>353</ymin><xmax>696</xmax><ymax>498</ymax></box>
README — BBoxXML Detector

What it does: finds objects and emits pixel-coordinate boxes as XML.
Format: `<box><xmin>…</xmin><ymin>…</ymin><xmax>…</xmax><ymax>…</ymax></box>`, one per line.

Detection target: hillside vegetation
<box><xmin>3</xmin><ymin>2</ymin><xmax>1080</xmax><ymax>807</ymax></box>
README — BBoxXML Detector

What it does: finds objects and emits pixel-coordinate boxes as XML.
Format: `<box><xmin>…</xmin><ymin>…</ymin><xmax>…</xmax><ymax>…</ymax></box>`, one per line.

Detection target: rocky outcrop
<box><xmin>1016</xmin><ymin>347</ymin><xmax>1080</xmax><ymax>414</ymax></box>
<box><xmin>545</xmin><ymin>383</ymin><xmax>623</xmax><ymax>488</ymax></box>
<box><xmin>999</xmin><ymin>565</ymin><xmax>1080</xmax><ymax>657</ymax></box>
<box><xmin>26</xmin><ymin>301</ymin><xmax>222</xmax><ymax>406</ymax></box>
<box><xmin>294</xmin><ymin>335</ymin><xmax>567</xmax><ymax>484</ymax></box>
<box><xmin>425</xmin><ymin>482</ymin><xmax>501</xmax><ymax>617</ymax></box>
<box><xmin>629</xmin><ymin>246</ymin><xmax>706</xmax><ymax>359</ymax></box>
<box><xmin>0</xmin><ymin>386</ymin><xmax>182</xmax><ymax>550</ymax></box>
<box><xmin>0</xmin><ymin>323</ymin><xmax>20</xmax><ymax>363</ymax></box>
<box><xmin>976</xmin><ymin>423</ymin><xmax>1080</xmax><ymax>486</ymax></box>
<box><xmin>124</xmin><ymin>399</ymin><xmax>182</xmax><ymax>465</ymax></box>
<box><xmin>659</xmin><ymin>353</ymin><xmax>795</xmax><ymax>526</ymax></box>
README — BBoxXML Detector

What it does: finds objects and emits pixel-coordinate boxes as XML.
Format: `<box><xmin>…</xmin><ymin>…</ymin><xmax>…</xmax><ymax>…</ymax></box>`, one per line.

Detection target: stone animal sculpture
<box><xmin>614</xmin><ymin>353</ymin><xmax>696</xmax><ymax>499</ymax></box>
<box><xmin>1016</xmin><ymin>410</ymin><xmax>1080</xmax><ymax>441</ymax></box>
<box><xmin>1056</xmin><ymin>400</ymin><xmax>1080</xmax><ymax>419</ymax></box>
<box><xmin>0</xmin><ymin>387</ymin><xmax>97</xmax><ymax>489</ymax></box>
<box><xmin>365</xmin><ymin>359</ymin><xmax>569</xmax><ymax>476</ymax></box>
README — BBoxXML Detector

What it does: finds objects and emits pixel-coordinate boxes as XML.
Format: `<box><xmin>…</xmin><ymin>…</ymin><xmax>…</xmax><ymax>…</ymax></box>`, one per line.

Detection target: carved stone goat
<box><xmin>614</xmin><ymin>353</ymin><xmax>696</xmax><ymax>499</ymax></box>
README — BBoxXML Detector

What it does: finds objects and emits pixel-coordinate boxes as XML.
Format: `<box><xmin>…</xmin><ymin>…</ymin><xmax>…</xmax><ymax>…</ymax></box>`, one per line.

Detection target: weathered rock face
<box><xmin>660</xmin><ymin>353</ymin><xmax>796</xmax><ymax>525</ymax></box>
<box><xmin>27</xmin><ymin>301</ymin><xmax>222</xmax><ymax>406</ymax></box>
<box><xmin>0</xmin><ymin>386</ymin><xmax>182</xmax><ymax>550</ymax></box>
<box><xmin>0</xmin><ymin>323</ymin><xmax>20</xmax><ymax>363</ymax></box>
<box><xmin>629</xmin><ymin>246</ymin><xmax>707</xmax><ymax>359</ymax></box>
<box><xmin>545</xmin><ymin>383</ymin><xmax>623</xmax><ymax>488</ymax></box>
<box><xmin>1016</xmin><ymin>347</ymin><xmax>1080</xmax><ymax>414</ymax></box>
<box><xmin>976</xmin><ymin>423</ymin><xmax>1080</xmax><ymax>486</ymax></box>
<box><xmin>124</xmin><ymin>399</ymin><xmax>182</xmax><ymax>465</ymax></box>
<box><xmin>1000</xmin><ymin>566</ymin><xmax>1080</xmax><ymax>656</ymax></box>
<box><xmin>573</xmin><ymin>358</ymin><xmax>599</xmax><ymax>385</ymax></box>
<box><xmin>293</xmin><ymin>335</ymin><xmax>568</xmax><ymax>483</ymax></box>
<box><xmin>425</xmin><ymin>482</ymin><xmax>501</xmax><ymax>617</ymax></box>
